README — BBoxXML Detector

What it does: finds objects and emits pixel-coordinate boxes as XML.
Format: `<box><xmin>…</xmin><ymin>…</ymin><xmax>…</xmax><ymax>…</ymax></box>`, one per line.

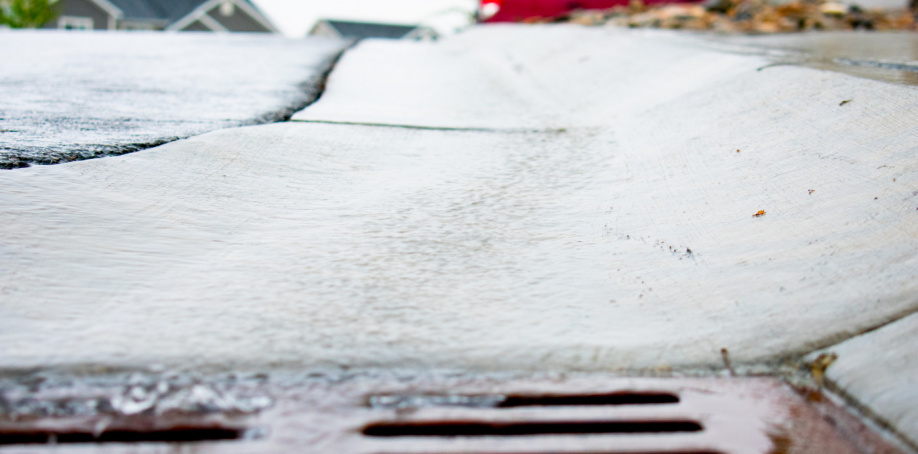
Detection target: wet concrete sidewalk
<box><xmin>1</xmin><ymin>26</ymin><xmax>917</xmax><ymax>451</ymax></box>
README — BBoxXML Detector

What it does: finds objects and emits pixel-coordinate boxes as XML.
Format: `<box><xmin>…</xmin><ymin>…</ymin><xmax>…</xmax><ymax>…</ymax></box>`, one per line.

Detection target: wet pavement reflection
<box><xmin>707</xmin><ymin>31</ymin><xmax>918</xmax><ymax>85</ymax></box>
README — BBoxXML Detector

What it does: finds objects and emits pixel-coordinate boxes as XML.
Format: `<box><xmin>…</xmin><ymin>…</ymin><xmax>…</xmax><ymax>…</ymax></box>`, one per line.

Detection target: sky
<box><xmin>251</xmin><ymin>0</ymin><xmax>479</xmax><ymax>38</ymax></box>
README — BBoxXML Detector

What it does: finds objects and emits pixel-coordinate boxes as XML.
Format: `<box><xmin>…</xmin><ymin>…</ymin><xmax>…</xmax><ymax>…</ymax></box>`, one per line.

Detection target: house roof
<box><xmin>107</xmin><ymin>0</ymin><xmax>265</xmax><ymax>23</ymax></box>
<box><xmin>151</xmin><ymin>0</ymin><xmax>212</xmax><ymax>22</ymax></box>
<box><xmin>106</xmin><ymin>0</ymin><xmax>166</xmax><ymax>20</ymax></box>
<box><xmin>322</xmin><ymin>19</ymin><xmax>420</xmax><ymax>40</ymax></box>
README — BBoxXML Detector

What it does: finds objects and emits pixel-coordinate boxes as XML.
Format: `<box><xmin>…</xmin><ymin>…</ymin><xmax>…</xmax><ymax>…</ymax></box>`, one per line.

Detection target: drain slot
<box><xmin>368</xmin><ymin>392</ymin><xmax>679</xmax><ymax>409</ymax></box>
<box><xmin>498</xmin><ymin>393</ymin><xmax>679</xmax><ymax>407</ymax></box>
<box><xmin>0</xmin><ymin>427</ymin><xmax>244</xmax><ymax>445</ymax></box>
<box><xmin>363</xmin><ymin>420</ymin><xmax>704</xmax><ymax>437</ymax></box>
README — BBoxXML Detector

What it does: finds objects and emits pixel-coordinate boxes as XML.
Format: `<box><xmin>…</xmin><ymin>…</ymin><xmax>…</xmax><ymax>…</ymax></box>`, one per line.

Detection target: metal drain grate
<box><xmin>0</xmin><ymin>374</ymin><xmax>907</xmax><ymax>453</ymax></box>
<box><xmin>350</xmin><ymin>378</ymin><xmax>903</xmax><ymax>454</ymax></box>
<box><xmin>0</xmin><ymin>412</ymin><xmax>258</xmax><ymax>448</ymax></box>
<box><xmin>368</xmin><ymin>392</ymin><xmax>682</xmax><ymax>410</ymax></box>
<box><xmin>363</xmin><ymin>420</ymin><xmax>705</xmax><ymax>437</ymax></box>
<box><xmin>0</xmin><ymin>427</ymin><xmax>242</xmax><ymax>445</ymax></box>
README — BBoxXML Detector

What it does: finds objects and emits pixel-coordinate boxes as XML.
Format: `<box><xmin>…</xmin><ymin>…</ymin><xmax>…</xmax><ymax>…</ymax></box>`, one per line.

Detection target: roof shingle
<box><xmin>324</xmin><ymin>20</ymin><xmax>419</xmax><ymax>40</ymax></box>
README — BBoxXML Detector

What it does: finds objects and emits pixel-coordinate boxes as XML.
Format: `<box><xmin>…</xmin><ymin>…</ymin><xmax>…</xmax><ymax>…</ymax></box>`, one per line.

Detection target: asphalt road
<box><xmin>0</xmin><ymin>31</ymin><xmax>348</xmax><ymax>168</ymax></box>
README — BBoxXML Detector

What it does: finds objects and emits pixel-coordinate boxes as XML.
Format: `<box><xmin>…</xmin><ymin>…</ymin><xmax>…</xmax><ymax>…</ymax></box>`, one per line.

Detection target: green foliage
<box><xmin>0</xmin><ymin>0</ymin><xmax>60</xmax><ymax>28</ymax></box>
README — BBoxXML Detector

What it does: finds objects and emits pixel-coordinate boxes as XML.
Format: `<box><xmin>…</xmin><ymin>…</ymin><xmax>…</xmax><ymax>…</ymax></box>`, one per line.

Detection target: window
<box><xmin>119</xmin><ymin>21</ymin><xmax>157</xmax><ymax>30</ymax></box>
<box><xmin>58</xmin><ymin>16</ymin><xmax>94</xmax><ymax>30</ymax></box>
<box><xmin>219</xmin><ymin>1</ymin><xmax>235</xmax><ymax>17</ymax></box>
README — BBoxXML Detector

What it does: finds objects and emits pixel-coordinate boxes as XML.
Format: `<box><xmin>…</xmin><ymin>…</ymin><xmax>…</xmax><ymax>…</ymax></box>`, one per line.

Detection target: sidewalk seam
<box><xmin>804</xmin><ymin>303</ymin><xmax>918</xmax><ymax>358</ymax></box>
<box><xmin>822</xmin><ymin>377</ymin><xmax>918</xmax><ymax>453</ymax></box>
<box><xmin>289</xmin><ymin>119</ymin><xmax>565</xmax><ymax>134</ymax></box>
<box><xmin>798</xmin><ymin>306</ymin><xmax>918</xmax><ymax>453</ymax></box>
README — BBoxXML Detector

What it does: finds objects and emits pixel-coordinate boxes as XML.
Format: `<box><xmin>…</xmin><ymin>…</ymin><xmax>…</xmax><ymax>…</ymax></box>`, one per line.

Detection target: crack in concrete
<box><xmin>288</xmin><ymin>118</ymin><xmax>567</xmax><ymax>134</ymax></box>
<box><xmin>821</xmin><ymin>376</ymin><xmax>918</xmax><ymax>453</ymax></box>
<box><xmin>279</xmin><ymin>42</ymin><xmax>356</xmax><ymax>123</ymax></box>
<box><xmin>788</xmin><ymin>304</ymin><xmax>918</xmax><ymax>453</ymax></box>
<box><xmin>800</xmin><ymin>302</ymin><xmax>918</xmax><ymax>361</ymax></box>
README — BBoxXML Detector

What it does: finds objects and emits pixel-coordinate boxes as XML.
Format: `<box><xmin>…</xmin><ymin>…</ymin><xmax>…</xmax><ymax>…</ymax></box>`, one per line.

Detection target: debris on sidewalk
<box><xmin>557</xmin><ymin>0</ymin><xmax>916</xmax><ymax>32</ymax></box>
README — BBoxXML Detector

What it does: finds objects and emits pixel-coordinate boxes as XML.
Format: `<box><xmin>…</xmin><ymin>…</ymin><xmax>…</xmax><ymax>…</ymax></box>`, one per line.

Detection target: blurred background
<box><xmin>254</xmin><ymin>0</ymin><xmax>477</xmax><ymax>37</ymax></box>
<box><xmin>0</xmin><ymin>0</ymin><xmax>479</xmax><ymax>37</ymax></box>
<box><xmin>1</xmin><ymin>0</ymin><xmax>913</xmax><ymax>36</ymax></box>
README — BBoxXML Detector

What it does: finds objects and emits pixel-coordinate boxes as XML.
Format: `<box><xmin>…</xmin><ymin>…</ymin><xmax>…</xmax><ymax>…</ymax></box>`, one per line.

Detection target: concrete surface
<box><xmin>0</xmin><ymin>31</ymin><xmax>348</xmax><ymax>168</ymax></box>
<box><xmin>2</xmin><ymin>26</ymin><xmax>917</xmax><ymax>375</ymax></box>
<box><xmin>837</xmin><ymin>0</ymin><xmax>910</xmax><ymax>10</ymax></box>
<box><xmin>2</xmin><ymin>25</ymin><xmax>918</xmax><ymax>447</ymax></box>
<box><xmin>810</xmin><ymin>313</ymin><xmax>918</xmax><ymax>449</ymax></box>
<box><xmin>294</xmin><ymin>28</ymin><xmax>772</xmax><ymax>129</ymax></box>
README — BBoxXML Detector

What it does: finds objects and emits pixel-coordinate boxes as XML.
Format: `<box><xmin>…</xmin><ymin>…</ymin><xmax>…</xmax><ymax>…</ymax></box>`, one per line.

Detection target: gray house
<box><xmin>308</xmin><ymin>19</ymin><xmax>438</xmax><ymax>41</ymax></box>
<box><xmin>47</xmin><ymin>0</ymin><xmax>278</xmax><ymax>32</ymax></box>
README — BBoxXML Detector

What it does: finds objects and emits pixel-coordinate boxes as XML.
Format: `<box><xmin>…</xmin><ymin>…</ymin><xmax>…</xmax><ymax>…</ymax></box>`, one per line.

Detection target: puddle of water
<box><xmin>816</xmin><ymin>56</ymin><xmax>918</xmax><ymax>85</ymax></box>
<box><xmin>707</xmin><ymin>31</ymin><xmax>918</xmax><ymax>85</ymax></box>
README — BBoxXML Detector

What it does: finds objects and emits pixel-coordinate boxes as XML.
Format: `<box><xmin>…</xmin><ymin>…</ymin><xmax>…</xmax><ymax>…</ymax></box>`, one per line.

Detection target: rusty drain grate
<box><xmin>0</xmin><ymin>411</ymin><xmax>259</xmax><ymax>447</ymax></box>
<box><xmin>0</xmin><ymin>374</ymin><xmax>908</xmax><ymax>453</ymax></box>
<box><xmin>363</xmin><ymin>391</ymin><xmax>702</xmax><ymax>439</ymax></box>
<box><xmin>350</xmin><ymin>377</ymin><xmax>906</xmax><ymax>454</ymax></box>
<box><xmin>0</xmin><ymin>426</ymin><xmax>242</xmax><ymax>445</ymax></box>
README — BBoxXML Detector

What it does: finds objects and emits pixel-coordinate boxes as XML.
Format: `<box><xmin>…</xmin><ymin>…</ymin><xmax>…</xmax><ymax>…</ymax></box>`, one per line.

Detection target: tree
<box><xmin>0</xmin><ymin>0</ymin><xmax>59</xmax><ymax>28</ymax></box>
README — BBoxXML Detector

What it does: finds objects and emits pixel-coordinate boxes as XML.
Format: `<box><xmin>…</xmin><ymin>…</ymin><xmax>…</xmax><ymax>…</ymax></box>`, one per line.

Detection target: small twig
<box><xmin>811</xmin><ymin>352</ymin><xmax>838</xmax><ymax>387</ymax></box>
<box><xmin>721</xmin><ymin>348</ymin><xmax>736</xmax><ymax>376</ymax></box>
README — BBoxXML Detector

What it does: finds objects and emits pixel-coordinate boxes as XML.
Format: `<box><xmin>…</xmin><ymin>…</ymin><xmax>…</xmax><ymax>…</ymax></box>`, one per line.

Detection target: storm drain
<box><xmin>0</xmin><ymin>374</ymin><xmax>906</xmax><ymax>453</ymax></box>
<box><xmin>363</xmin><ymin>391</ymin><xmax>702</xmax><ymax>439</ymax></box>
<box><xmin>352</xmin><ymin>378</ymin><xmax>905</xmax><ymax>454</ymax></box>
<box><xmin>0</xmin><ymin>426</ymin><xmax>243</xmax><ymax>445</ymax></box>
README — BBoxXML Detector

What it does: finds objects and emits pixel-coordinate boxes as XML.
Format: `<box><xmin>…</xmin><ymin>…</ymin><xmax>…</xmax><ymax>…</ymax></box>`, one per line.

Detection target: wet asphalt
<box><xmin>0</xmin><ymin>31</ymin><xmax>347</xmax><ymax>169</ymax></box>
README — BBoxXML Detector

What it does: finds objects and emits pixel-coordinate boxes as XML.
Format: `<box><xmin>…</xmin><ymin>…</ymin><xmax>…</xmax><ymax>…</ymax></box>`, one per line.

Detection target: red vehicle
<box><xmin>478</xmin><ymin>0</ymin><xmax>695</xmax><ymax>22</ymax></box>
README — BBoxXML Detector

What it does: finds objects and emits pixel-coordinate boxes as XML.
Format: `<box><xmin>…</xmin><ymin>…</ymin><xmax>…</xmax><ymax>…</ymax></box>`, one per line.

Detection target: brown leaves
<box><xmin>560</xmin><ymin>0</ymin><xmax>916</xmax><ymax>33</ymax></box>
<box><xmin>811</xmin><ymin>352</ymin><xmax>838</xmax><ymax>386</ymax></box>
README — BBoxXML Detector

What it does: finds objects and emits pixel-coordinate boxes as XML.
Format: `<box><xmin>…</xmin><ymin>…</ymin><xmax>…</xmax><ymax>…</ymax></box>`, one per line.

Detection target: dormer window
<box><xmin>219</xmin><ymin>1</ymin><xmax>234</xmax><ymax>17</ymax></box>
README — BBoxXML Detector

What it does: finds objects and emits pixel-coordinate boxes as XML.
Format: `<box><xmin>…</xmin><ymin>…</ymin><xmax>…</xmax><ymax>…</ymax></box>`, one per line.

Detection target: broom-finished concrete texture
<box><xmin>0</xmin><ymin>31</ymin><xmax>347</xmax><ymax>168</ymax></box>
<box><xmin>1</xmin><ymin>26</ymin><xmax>917</xmax><ymax>442</ymax></box>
